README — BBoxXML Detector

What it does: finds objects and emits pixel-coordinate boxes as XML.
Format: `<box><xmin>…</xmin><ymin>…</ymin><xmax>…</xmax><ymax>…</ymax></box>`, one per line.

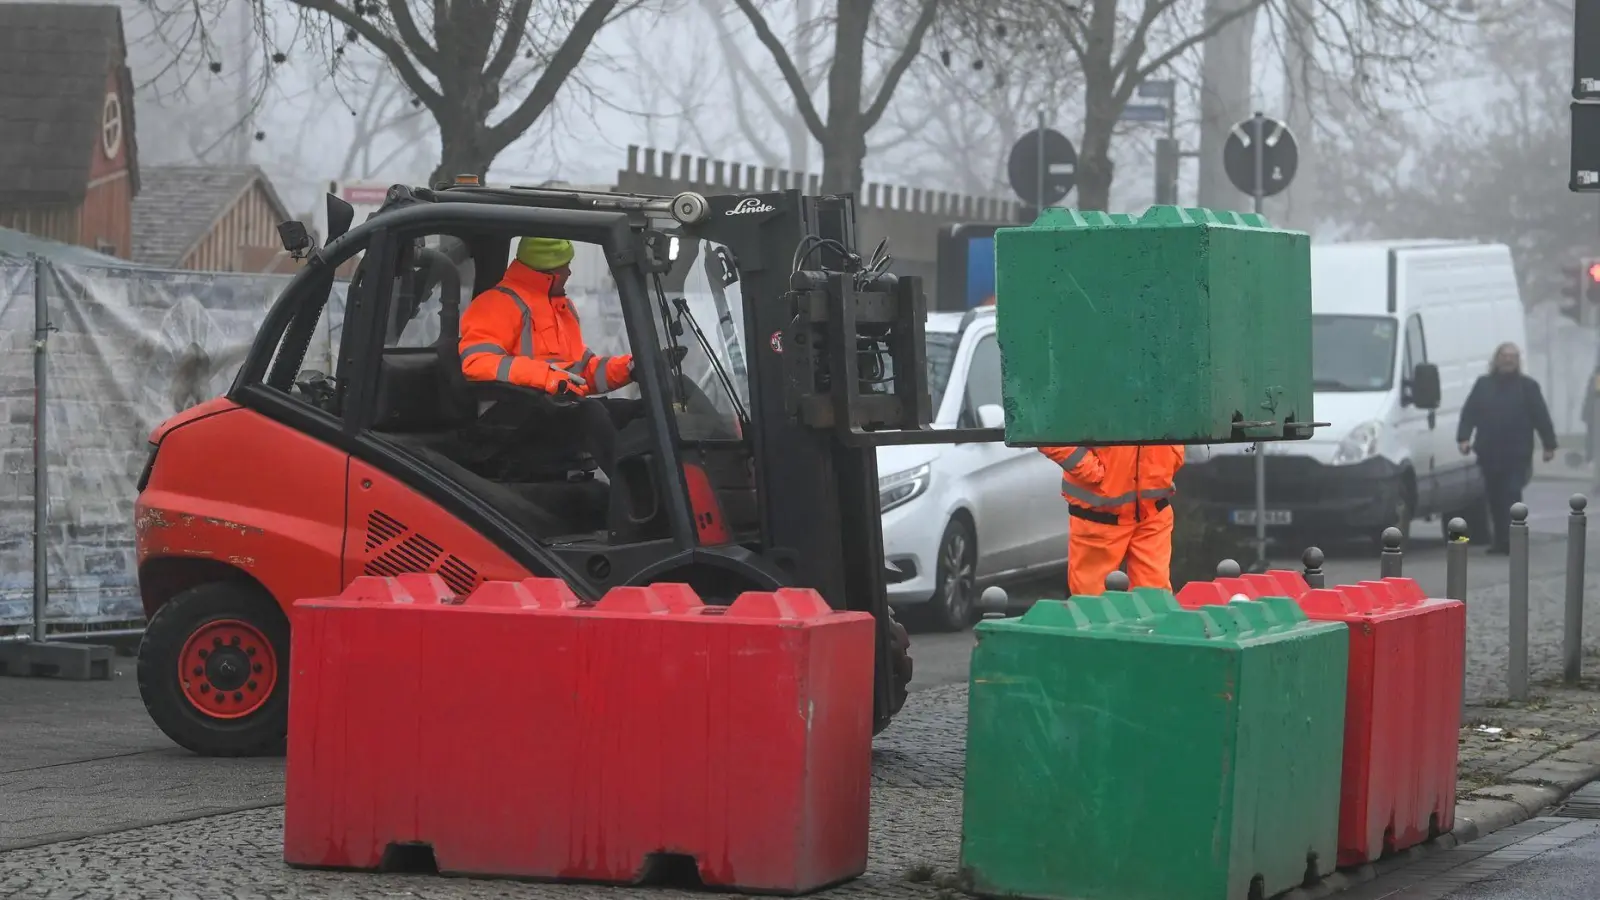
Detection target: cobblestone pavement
<box><xmin>1459</xmin><ymin>680</ymin><xmax>1600</xmax><ymax>796</ymax></box>
<box><xmin>0</xmin><ymin>685</ymin><xmax>972</xmax><ymax>900</ymax></box>
<box><xmin>10</xmin><ymin>678</ymin><xmax>1600</xmax><ymax>900</ymax></box>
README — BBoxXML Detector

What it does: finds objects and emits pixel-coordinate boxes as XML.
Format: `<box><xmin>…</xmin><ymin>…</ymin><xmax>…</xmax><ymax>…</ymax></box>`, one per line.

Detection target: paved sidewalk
<box><xmin>1277</xmin><ymin>677</ymin><xmax>1600</xmax><ymax>900</ymax></box>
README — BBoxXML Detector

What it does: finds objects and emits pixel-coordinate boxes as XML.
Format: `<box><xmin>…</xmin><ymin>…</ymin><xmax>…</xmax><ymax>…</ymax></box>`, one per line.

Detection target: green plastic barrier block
<box><xmin>961</xmin><ymin>591</ymin><xmax>1348</xmax><ymax>900</ymax></box>
<box><xmin>994</xmin><ymin>206</ymin><xmax>1313</xmax><ymax>445</ymax></box>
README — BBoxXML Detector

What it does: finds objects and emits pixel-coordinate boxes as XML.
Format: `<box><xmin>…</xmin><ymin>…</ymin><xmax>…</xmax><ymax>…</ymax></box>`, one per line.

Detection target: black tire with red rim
<box><xmin>137</xmin><ymin>582</ymin><xmax>290</xmax><ymax>757</ymax></box>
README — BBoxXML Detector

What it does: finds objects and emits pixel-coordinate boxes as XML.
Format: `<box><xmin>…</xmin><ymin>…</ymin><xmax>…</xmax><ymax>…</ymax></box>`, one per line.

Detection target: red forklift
<box><xmin>132</xmin><ymin>180</ymin><xmax>1007</xmax><ymax>756</ymax></box>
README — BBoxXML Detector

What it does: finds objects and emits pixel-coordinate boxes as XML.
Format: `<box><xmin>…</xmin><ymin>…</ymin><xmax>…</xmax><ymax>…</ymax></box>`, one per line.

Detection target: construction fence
<box><xmin>0</xmin><ymin>257</ymin><xmax>345</xmax><ymax>632</ymax></box>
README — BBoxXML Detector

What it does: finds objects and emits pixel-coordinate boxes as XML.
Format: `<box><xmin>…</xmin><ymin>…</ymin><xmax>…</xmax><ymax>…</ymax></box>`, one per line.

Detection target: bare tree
<box><xmin>697</xmin><ymin>0</ymin><xmax>825</xmax><ymax>173</ymax></box>
<box><xmin>951</xmin><ymin>0</ymin><xmax>1472</xmax><ymax>211</ymax></box>
<box><xmin>1313</xmin><ymin>3</ymin><xmax>1579</xmax><ymax>302</ymax></box>
<box><xmin>726</xmin><ymin>0</ymin><xmax>941</xmax><ymax>194</ymax></box>
<box><xmin>883</xmin><ymin>46</ymin><xmax>1083</xmax><ymax>197</ymax></box>
<box><xmin>611</xmin><ymin>11</ymin><xmax>726</xmax><ymax>155</ymax></box>
<box><xmin>141</xmin><ymin>0</ymin><xmax>636</xmax><ymax>182</ymax></box>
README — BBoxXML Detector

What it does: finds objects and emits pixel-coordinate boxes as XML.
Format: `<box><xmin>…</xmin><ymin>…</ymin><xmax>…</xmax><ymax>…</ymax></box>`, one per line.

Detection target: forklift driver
<box><xmin>458</xmin><ymin>236</ymin><xmax>670</xmax><ymax>481</ymax></box>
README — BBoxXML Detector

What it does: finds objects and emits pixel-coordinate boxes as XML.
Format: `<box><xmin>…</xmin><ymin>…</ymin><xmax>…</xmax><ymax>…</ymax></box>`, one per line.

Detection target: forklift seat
<box><xmin>370</xmin><ymin>250</ymin><xmax>478</xmax><ymax>435</ymax></box>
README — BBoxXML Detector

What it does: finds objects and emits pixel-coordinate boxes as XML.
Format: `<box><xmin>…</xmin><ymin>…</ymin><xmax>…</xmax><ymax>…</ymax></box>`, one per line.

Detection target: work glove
<box><xmin>549</xmin><ymin>370</ymin><xmax>590</xmax><ymax>399</ymax></box>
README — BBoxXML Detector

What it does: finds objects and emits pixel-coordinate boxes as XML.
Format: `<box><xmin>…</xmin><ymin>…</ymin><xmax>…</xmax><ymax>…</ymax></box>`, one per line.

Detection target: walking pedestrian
<box><xmin>1457</xmin><ymin>342</ymin><xmax>1558</xmax><ymax>554</ymax></box>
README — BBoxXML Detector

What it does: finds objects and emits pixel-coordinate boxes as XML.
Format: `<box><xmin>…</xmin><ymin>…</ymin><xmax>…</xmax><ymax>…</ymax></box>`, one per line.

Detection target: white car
<box><xmin>878</xmin><ymin>307</ymin><xmax>1072</xmax><ymax>631</ymax></box>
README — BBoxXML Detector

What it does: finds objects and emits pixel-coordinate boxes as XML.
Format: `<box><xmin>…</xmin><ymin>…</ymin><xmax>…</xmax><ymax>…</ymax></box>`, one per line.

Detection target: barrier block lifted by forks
<box><xmin>283</xmin><ymin>575</ymin><xmax>876</xmax><ymax>895</ymax></box>
<box><xmin>994</xmin><ymin>206</ymin><xmax>1314</xmax><ymax>445</ymax></box>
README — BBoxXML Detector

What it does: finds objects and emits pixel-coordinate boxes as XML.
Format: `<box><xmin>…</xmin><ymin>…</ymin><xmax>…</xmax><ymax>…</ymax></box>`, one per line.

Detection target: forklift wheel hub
<box><xmin>177</xmin><ymin>619</ymin><xmax>277</xmax><ymax>720</ymax></box>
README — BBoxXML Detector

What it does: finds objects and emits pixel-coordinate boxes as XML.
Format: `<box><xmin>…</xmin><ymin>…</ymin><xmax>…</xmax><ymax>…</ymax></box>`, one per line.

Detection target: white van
<box><xmin>1180</xmin><ymin>240</ymin><xmax>1524</xmax><ymax>545</ymax></box>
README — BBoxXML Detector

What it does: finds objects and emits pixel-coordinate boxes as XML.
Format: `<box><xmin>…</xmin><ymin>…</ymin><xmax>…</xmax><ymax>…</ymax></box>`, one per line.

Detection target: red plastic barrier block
<box><xmin>1215</xmin><ymin>576</ymin><xmax>1260</xmax><ymax>598</ymax></box>
<box><xmin>1197</xmin><ymin>575</ymin><xmax>1463</xmax><ymax>866</ymax></box>
<box><xmin>1257</xmin><ymin>569</ymin><xmax>1311</xmax><ymax>599</ymax></box>
<box><xmin>284</xmin><ymin>579</ymin><xmax>875</xmax><ymax>894</ymax></box>
<box><xmin>1176</xmin><ymin>581</ymin><xmax>1232</xmax><ymax>607</ymax></box>
<box><xmin>336</xmin><ymin>573</ymin><xmax>456</xmax><ymax>604</ymax></box>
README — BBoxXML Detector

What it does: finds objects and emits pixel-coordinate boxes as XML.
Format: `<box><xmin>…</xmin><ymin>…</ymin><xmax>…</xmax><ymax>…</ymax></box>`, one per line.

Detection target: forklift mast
<box><xmin>670</xmin><ymin>189</ymin><xmax>1004</xmax><ymax>723</ymax></box>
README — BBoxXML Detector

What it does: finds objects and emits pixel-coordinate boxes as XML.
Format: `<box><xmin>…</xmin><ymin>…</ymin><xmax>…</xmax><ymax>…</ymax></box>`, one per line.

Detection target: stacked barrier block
<box><xmin>1178</xmin><ymin>574</ymin><xmax>1464</xmax><ymax>865</ymax></box>
<box><xmin>283</xmin><ymin>575</ymin><xmax>876</xmax><ymax>894</ymax></box>
<box><xmin>994</xmin><ymin>206</ymin><xmax>1313</xmax><ymax>445</ymax></box>
<box><xmin>962</xmin><ymin>589</ymin><xmax>1348</xmax><ymax>900</ymax></box>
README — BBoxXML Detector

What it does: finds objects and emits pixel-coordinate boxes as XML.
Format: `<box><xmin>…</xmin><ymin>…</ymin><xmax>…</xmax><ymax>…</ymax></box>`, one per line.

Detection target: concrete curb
<box><xmin>1276</xmin><ymin>735</ymin><xmax>1600</xmax><ymax>899</ymax></box>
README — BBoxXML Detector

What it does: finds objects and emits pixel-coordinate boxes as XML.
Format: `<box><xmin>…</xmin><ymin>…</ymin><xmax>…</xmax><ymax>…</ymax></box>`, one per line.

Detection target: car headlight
<box><xmin>1331</xmin><ymin>420</ymin><xmax>1383</xmax><ymax>466</ymax></box>
<box><xmin>879</xmin><ymin>463</ymin><xmax>931</xmax><ymax>514</ymax></box>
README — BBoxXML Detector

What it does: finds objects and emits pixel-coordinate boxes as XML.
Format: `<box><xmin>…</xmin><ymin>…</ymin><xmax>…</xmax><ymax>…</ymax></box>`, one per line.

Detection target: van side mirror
<box><xmin>1408</xmin><ymin>362</ymin><xmax>1442</xmax><ymax>410</ymax></box>
<box><xmin>977</xmin><ymin>403</ymin><xmax>1006</xmax><ymax>429</ymax></box>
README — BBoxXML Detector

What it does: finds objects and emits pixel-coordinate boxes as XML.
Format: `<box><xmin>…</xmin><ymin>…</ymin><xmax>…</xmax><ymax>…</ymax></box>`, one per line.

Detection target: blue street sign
<box><xmin>1137</xmin><ymin>79</ymin><xmax>1176</xmax><ymax>99</ymax></box>
<box><xmin>1119</xmin><ymin>104</ymin><xmax>1169</xmax><ymax>123</ymax></box>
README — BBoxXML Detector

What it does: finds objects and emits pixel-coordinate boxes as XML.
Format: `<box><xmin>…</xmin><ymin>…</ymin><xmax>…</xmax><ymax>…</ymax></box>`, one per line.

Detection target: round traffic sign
<box><xmin>1007</xmin><ymin>128</ymin><xmax>1078</xmax><ymax>206</ymax></box>
<box><xmin>1223</xmin><ymin>115</ymin><xmax>1299</xmax><ymax>198</ymax></box>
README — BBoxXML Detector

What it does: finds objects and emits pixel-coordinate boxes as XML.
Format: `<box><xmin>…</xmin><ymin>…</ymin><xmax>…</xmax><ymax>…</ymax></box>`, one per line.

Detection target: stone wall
<box><xmin>613</xmin><ymin>145</ymin><xmax>1023</xmax><ymax>286</ymax></box>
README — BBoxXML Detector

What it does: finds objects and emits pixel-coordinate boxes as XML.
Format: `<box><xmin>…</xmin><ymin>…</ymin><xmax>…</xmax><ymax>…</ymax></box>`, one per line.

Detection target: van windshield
<box><xmin>1313</xmin><ymin>314</ymin><xmax>1397</xmax><ymax>391</ymax></box>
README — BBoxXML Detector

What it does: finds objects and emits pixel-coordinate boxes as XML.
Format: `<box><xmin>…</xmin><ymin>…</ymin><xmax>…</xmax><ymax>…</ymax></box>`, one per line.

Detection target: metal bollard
<box><xmin>1302</xmin><ymin>547</ymin><xmax>1326</xmax><ymax>589</ymax></box>
<box><xmin>1446</xmin><ymin>517</ymin><xmax>1469</xmax><ymax>713</ymax></box>
<box><xmin>1216</xmin><ymin>559</ymin><xmax>1243</xmax><ymax>579</ymax></box>
<box><xmin>1379</xmin><ymin>526</ymin><xmax>1404</xmax><ymax>579</ymax></box>
<box><xmin>1509</xmin><ymin>502</ymin><xmax>1530</xmax><ymax>701</ymax></box>
<box><xmin>1566</xmin><ymin>494</ymin><xmax>1588</xmax><ymax>685</ymax></box>
<box><xmin>1446</xmin><ymin>518</ymin><xmax>1470</xmax><ymax>601</ymax></box>
<box><xmin>1105</xmin><ymin>570</ymin><xmax>1131</xmax><ymax>593</ymax></box>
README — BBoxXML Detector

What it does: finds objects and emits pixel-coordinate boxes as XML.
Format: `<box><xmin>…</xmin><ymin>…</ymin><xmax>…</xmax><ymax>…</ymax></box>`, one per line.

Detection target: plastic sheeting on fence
<box><xmin>0</xmin><ymin>257</ymin><xmax>343</xmax><ymax>628</ymax></box>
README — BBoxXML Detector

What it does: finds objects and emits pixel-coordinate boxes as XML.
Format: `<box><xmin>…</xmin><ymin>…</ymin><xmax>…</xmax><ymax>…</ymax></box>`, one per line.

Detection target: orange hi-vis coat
<box><xmin>1040</xmin><ymin>444</ymin><xmax>1186</xmax><ymax>596</ymax></box>
<box><xmin>458</xmin><ymin>261</ymin><xmax>633</xmax><ymax>396</ymax></box>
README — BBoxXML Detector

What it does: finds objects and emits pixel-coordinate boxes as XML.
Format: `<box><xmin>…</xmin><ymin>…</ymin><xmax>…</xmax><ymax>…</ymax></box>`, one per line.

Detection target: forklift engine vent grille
<box><xmin>363</xmin><ymin>510</ymin><xmax>481</xmax><ymax>595</ymax></box>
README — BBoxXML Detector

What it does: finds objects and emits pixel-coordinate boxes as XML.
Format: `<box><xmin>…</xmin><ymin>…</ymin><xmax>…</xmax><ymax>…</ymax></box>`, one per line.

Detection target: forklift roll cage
<box><xmin>241</xmin><ymin>182</ymin><xmax>1006</xmax><ymax>728</ymax></box>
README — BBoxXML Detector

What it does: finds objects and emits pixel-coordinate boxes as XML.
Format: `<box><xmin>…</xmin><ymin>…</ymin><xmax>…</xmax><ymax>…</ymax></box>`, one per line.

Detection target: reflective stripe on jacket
<box><xmin>457</xmin><ymin>261</ymin><xmax>633</xmax><ymax>394</ymax></box>
<box><xmin>1039</xmin><ymin>444</ymin><xmax>1185</xmax><ymax>518</ymax></box>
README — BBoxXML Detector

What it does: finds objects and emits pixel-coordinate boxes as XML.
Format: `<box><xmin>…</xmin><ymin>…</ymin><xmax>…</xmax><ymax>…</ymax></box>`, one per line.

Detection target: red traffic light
<box><xmin>1588</xmin><ymin>262</ymin><xmax>1600</xmax><ymax>282</ymax></box>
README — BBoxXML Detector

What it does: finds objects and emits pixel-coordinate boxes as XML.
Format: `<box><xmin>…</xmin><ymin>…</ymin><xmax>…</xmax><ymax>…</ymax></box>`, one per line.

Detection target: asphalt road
<box><xmin>1444</xmin><ymin>826</ymin><xmax>1600</xmax><ymax>899</ymax></box>
<box><xmin>905</xmin><ymin>479</ymin><xmax>1600</xmax><ymax>704</ymax></box>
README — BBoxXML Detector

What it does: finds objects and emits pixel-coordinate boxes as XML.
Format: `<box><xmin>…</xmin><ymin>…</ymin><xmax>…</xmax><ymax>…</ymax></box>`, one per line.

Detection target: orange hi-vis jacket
<box><xmin>458</xmin><ymin>261</ymin><xmax>633</xmax><ymax>396</ymax></box>
<box><xmin>1040</xmin><ymin>444</ymin><xmax>1186</xmax><ymax>524</ymax></box>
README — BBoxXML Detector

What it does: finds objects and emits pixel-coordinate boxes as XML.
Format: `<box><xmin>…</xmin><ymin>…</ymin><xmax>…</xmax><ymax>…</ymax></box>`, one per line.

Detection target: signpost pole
<box><xmin>1036</xmin><ymin>109</ymin><xmax>1047</xmax><ymax>214</ymax></box>
<box><xmin>1251</xmin><ymin>112</ymin><xmax>1268</xmax><ymax>568</ymax></box>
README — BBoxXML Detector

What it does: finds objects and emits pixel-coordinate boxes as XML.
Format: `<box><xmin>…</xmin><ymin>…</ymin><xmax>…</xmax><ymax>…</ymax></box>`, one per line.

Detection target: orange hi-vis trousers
<box><xmin>1066</xmin><ymin>503</ymin><xmax>1175</xmax><ymax>597</ymax></box>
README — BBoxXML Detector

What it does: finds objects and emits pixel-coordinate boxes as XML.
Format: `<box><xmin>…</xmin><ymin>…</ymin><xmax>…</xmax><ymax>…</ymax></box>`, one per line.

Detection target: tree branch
<box><xmin>484</xmin><ymin>0</ymin><xmax>537</xmax><ymax>81</ymax></box>
<box><xmin>384</xmin><ymin>0</ymin><xmax>440</xmax><ymax>71</ymax></box>
<box><xmin>729</xmin><ymin>0</ymin><xmax>828</xmax><ymax>139</ymax></box>
<box><xmin>862</xmin><ymin>0</ymin><xmax>941</xmax><ymax>130</ymax></box>
<box><xmin>486</xmin><ymin>0</ymin><xmax>620</xmax><ymax>150</ymax></box>
<box><xmin>1129</xmin><ymin>0</ymin><xmax>1267</xmax><ymax>83</ymax></box>
<box><xmin>702</xmin><ymin>0</ymin><xmax>797</xmax><ymax>130</ymax></box>
<box><xmin>289</xmin><ymin>0</ymin><xmax>444</xmax><ymax>109</ymax></box>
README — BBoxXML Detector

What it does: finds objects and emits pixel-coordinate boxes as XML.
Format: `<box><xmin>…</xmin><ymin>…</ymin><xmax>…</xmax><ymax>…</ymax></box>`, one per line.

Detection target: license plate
<box><xmin>1230</xmin><ymin>509</ymin><xmax>1292</xmax><ymax>526</ymax></box>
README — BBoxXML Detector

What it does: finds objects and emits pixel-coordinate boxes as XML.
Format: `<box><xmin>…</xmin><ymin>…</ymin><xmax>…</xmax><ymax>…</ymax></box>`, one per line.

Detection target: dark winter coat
<box><xmin>1456</xmin><ymin>372</ymin><xmax>1557</xmax><ymax>473</ymax></box>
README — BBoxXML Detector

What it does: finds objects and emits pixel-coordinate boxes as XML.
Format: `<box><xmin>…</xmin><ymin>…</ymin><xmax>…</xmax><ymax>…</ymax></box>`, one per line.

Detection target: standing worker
<box><xmin>1042</xmin><ymin>443</ymin><xmax>1186</xmax><ymax>595</ymax></box>
<box><xmin>1457</xmin><ymin>341</ymin><xmax>1558</xmax><ymax>555</ymax></box>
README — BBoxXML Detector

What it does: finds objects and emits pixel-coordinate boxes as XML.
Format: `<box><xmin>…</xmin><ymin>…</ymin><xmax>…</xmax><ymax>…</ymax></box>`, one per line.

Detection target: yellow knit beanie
<box><xmin>515</xmin><ymin>237</ymin><xmax>575</xmax><ymax>271</ymax></box>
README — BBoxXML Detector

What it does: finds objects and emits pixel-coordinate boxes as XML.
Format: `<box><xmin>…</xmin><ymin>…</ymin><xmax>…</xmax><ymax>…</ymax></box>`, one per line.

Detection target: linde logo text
<box><xmin>726</xmin><ymin>198</ymin><xmax>775</xmax><ymax>215</ymax></box>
